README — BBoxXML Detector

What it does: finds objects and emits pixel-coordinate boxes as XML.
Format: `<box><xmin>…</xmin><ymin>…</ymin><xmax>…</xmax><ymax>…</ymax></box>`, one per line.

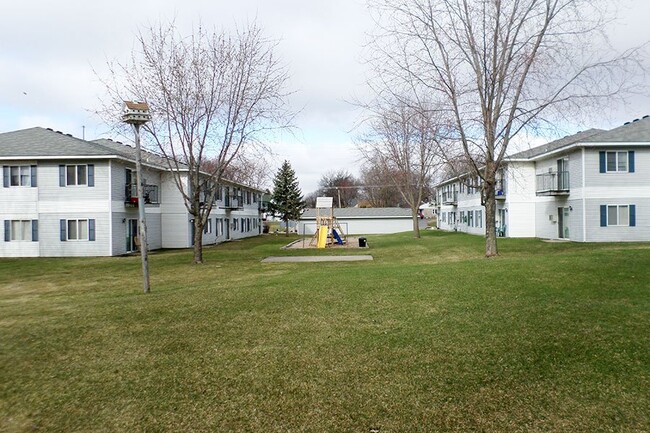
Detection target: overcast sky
<box><xmin>1</xmin><ymin>0</ymin><xmax>648</xmax><ymax>193</ymax></box>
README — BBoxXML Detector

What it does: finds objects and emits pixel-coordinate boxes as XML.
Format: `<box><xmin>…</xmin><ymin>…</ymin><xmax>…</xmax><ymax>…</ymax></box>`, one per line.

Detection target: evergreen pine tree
<box><xmin>269</xmin><ymin>161</ymin><xmax>305</xmax><ymax>236</ymax></box>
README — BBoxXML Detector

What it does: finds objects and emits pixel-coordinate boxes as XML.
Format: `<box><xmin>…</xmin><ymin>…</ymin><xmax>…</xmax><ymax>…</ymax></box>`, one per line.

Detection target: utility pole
<box><xmin>122</xmin><ymin>101</ymin><xmax>152</xmax><ymax>293</ymax></box>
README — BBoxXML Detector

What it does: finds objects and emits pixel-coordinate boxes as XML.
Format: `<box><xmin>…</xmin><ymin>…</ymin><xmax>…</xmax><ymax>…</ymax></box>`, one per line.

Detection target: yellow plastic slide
<box><xmin>317</xmin><ymin>225</ymin><xmax>328</xmax><ymax>248</ymax></box>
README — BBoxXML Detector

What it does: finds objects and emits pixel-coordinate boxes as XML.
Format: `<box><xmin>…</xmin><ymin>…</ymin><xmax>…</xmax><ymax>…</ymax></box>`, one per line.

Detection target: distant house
<box><xmin>436</xmin><ymin>117</ymin><xmax>650</xmax><ymax>242</ymax></box>
<box><xmin>1</xmin><ymin>127</ymin><xmax>263</xmax><ymax>257</ymax></box>
<box><xmin>298</xmin><ymin>207</ymin><xmax>414</xmax><ymax>235</ymax></box>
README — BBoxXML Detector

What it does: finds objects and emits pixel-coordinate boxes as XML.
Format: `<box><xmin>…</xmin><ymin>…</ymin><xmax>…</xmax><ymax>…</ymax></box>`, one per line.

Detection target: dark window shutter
<box><xmin>89</xmin><ymin>219</ymin><xmax>96</xmax><ymax>241</ymax></box>
<box><xmin>32</xmin><ymin>220</ymin><xmax>38</xmax><ymax>241</ymax></box>
<box><xmin>629</xmin><ymin>205</ymin><xmax>636</xmax><ymax>227</ymax></box>
<box><xmin>59</xmin><ymin>165</ymin><xmax>66</xmax><ymax>187</ymax></box>
<box><xmin>60</xmin><ymin>219</ymin><xmax>67</xmax><ymax>241</ymax></box>
<box><xmin>4</xmin><ymin>220</ymin><xmax>9</xmax><ymax>242</ymax></box>
<box><xmin>30</xmin><ymin>165</ymin><xmax>37</xmax><ymax>187</ymax></box>
<box><xmin>2</xmin><ymin>166</ymin><xmax>9</xmax><ymax>187</ymax></box>
<box><xmin>88</xmin><ymin>164</ymin><xmax>95</xmax><ymax>187</ymax></box>
<box><xmin>600</xmin><ymin>205</ymin><xmax>607</xmax><ymax>227</ymax></box>
<box><xmin>628</xmin><ymin>151</ymin><xmax>635</xmax><ymax>173</ymax></box>
<box><xmin>599</xmin><ymin>152</ymin><xmax>606</xmax><ymax>173</ymax></box>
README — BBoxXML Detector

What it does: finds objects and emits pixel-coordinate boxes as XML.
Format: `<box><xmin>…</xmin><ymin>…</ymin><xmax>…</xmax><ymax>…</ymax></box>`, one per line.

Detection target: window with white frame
<box><xmin>232</xmin><ymin>219</ymin><xmax>238</xmax><ymax>231</ymax></box>
<box><xmin>607</xmin><ymin>205</ymin><xmax>629</xmax><ymax>226</ymax></box>
<box><xmin>3</xmin><ymin>165</ymin><xmax>36</xmax><ymax>187</ymax></box>
<box><xmin>606</xmin><ymin>151</ymin><xmax>628</xmax><ymax>173</ymax></box>
<box><xmin>66</xmin><ymin>165</ymin><xmax>88</xmax><ymax>186</ymax></box>
<box><xmin>468</xmin><ymin>211</ymin><xmax>474</xmax><ymax>227</ymax></box>
<box><xmin>67</xmin><ymin>219</ymin><xmax>89</xmax><ymax>240</ymax></box>
<box><xmin>204</xmin><ymin>218</ymin><xmax>213</xmax><ymax>234</ymax></box>
<box><xmin>4</xmin><ymin>220</ymin><xmax>34</xmax><ymax>241</ymax></box>
<box><xmin>476</xmin><ymin>210</ymin><xmax>482</xmax><ymax>228</ymax></box>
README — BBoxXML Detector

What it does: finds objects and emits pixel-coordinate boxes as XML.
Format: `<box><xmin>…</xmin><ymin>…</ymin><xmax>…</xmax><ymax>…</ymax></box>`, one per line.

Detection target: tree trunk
<box><xmin>285</xmin><ymin>218</ymin><xmax>290</xmax><ymax>236</ymax></box>
<box><xmin>193</xmin><ymin>216</ymin><xmax>203</xmax><ymax>264</ymax></box>
<box><xmin>411</xmin><ymin>208</ymin><xmax>421</xmax><ymax>238</ymax></box>
<box><xmin>484</xmin><ymin>182</ymin><xmax>498</xmax><ymax>257</ymax></box>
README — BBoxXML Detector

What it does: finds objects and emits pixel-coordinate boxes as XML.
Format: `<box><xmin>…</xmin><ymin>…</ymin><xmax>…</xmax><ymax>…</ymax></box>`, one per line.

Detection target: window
<box><xmin>232</xmin><ymin>219</ymin><xmax>238</xmax><ymax>231</ymax></box>
<box><xmin>607</xmin><ymin>205</ymin><xmax>628</xmax><ymax>226</ymax></box>
<box><xmin>468</xmin><ymin>211</ymin><xmax>474</xmax><ymax>227</ymax></box>
<box><xmin>606</xmin><ymin>151</ymin><xmax>627</xmax><ymax>172</ymax></box>
<box><xmin>60</xmin><ymin>164</ymin><xmax>93</xmax><ymax>187</ymax></box>
<box><xmin>3</xmin><ymin>165</ymin><xmax>36</xmax><ymax>187</ymax></box>
<box><xmin>60</xmin><ymin>219</ymin><xmax>95</xmax><ymax>241</ymax></box>
<box><xmin>601</xmin><ymin>204</ymin><xmax>636</xmax><ymax>227</ymax></box>
<box><xmin>204</xmin><ymin>218</ymin><xmax>213</xmax><ymax>234</ymax></box>
<box><xmin>241</xmin><ymin>218</ymin><xmax>245</xmax><ymax>233</ymax></box>
<box><xmin>68</xmin><ymin>219</ymin><xmax>88</xmax><ymax>240</ymax></box>
<box><xmin>600</xmin><ymin>151</ymin><xmax>634</xmax><ymax>174</ymax></box>
<box><xmin>4</xmin><ymin>220</ymin><xmax>37</xmax><ymax>242</ymax></box>
<box><xmin>68</xmin><ymin>165</ymin><xmax>86</xmax><ymax>185</ymax></box>
<box><xmin>476</xmin><ymin>210</ymin><xmax>482</xmax><ymax>228</ymax></box>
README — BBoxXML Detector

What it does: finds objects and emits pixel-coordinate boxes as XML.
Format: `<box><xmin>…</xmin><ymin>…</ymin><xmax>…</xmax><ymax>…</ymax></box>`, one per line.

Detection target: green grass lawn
<box><xmin>1</xmin><ymin>231</ymin><xmax>649</xmax><ymax>432</ymax></box>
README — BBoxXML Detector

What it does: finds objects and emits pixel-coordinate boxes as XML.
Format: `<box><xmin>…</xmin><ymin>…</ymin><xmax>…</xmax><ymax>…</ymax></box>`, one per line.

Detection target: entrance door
<box><xmin>497</xmin><ymin>209</ymin><xmax>506</xmax><ymax>237</ymax></box>
<box><xmin>126</xmin><ymin>219</ymin><xmax>138</xmax><ymax>252</ymax></box>
<box><xmin>558</xmin><ymin>207</ymin><xmax>570</xmax><ymax>239</ymax></box>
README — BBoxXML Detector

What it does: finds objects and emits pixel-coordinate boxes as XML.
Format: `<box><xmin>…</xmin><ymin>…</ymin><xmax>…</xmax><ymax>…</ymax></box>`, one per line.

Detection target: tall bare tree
<box><xmin>369</xmin><ymin>0</ymin><xmax>644</xmax><ymax>256</ymax></box>
<box><xmin>100</xmin><ymin>21</ymin><xmax>292</xmax><ymax>263</ymax></box>
<box><xmin>315</xmin><ymin>170</ymin><xmax>360</xmax><ymax>208</ymax></box>
<box><xmin>359</xmin><ymin>159</ymin><xmax>408</xmax><ymax>208</ymax></box>
<box><xmin>358</xmin><ymin>98</ymin><xmax>444</xmax><ymax>238</ymax></box>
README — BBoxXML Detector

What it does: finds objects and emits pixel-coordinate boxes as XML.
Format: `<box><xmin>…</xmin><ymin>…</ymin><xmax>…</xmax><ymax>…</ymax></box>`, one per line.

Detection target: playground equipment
<box><xmin>310</xmin><ymin>197</ymin><xmax>348</xmax><ymax>248</ymax></box>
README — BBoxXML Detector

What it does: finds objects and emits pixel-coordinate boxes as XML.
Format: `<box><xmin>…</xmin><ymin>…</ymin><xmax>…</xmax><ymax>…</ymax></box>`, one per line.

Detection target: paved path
<box><xmin>262</xmin><ymin>255</ymin><xmax>373</xmax><ymax>263</ymax></box>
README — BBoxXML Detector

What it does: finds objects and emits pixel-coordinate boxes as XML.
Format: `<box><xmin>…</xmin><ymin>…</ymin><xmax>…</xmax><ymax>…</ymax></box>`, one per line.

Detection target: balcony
<box><xmin>442</xmin><ymin>192</ymin><xmax>458</xmax><ymax>206</ymax></box>
<box><xmin>220</xmin><ymin>195</ymin><xmax>242</xmax><ymax>210</ymax></box>
<box><xmin>125</xmin><ymin>183</ymin><xmax>159</xmax><ymax>206</ymax></box>
<box><xmin>536</xmin><ymin>171</ymin><xmax>569</xmax><ymax>196</ymax></box>
<box><xmin>495</xmin><ymin>179</ymin><xmax>506</xmax><ymax>200</ymax></box>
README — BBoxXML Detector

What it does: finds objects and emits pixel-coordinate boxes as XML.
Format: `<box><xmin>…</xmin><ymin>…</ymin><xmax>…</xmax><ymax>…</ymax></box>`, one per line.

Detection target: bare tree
<box><xmin>359</xmin><ymin>158</ymin><xmax>409</xmax><ymax>207</ymax></box>
<box><xmin>315</xmin><ymin>170</ymin><xmax>360</xmax><ymax>208</ymax></box>
<box><xmin>369</xmin><ymin>0</ymin><xmax>645</xmax><ymax>256</ymax></box>
<box><xmin>99</xmin><ymin>21</ymin><xmax>292</xmax><ymax>263</ymax></box>
<box><xmin>358</xmin><ymin>97</ymin><xmax>444</xmax><ymax>238</ymax></box>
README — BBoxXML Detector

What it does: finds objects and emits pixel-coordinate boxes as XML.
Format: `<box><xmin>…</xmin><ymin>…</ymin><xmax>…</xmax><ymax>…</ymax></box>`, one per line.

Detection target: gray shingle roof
<box><xmin>582</xmin><ymin>116</ymin><xmax>650</xmax><ymax>142</ymax></box>
<box><xmin>92</xmin><ymin>138</ymin><xmax>178</xmax><ymax>169</ymax></box>
<box><xmin>507</xmin><ymin>128</ymin><xmax>605</xmax><ymax>159</ymax></box>
<box><xmin>0</xmin><ymin>127</ymin><xmax>114</xmax><ymax>157</ymax></box>
<box><xmin>301</xmin><ymin>207</ymin><xmax>412</xmax><ymax>219</ymax></box>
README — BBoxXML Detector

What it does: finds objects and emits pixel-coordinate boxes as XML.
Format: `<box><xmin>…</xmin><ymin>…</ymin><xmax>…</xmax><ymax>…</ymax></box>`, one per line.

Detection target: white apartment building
<box><xmin>437</xmin><ymin>117</ymin><xmax>650</xmax><ymax>242</ymax></box>
<box><xmin>1</xmin><ymin>127</ymin><xmax>264</xmax><ymax>257</ymax></box>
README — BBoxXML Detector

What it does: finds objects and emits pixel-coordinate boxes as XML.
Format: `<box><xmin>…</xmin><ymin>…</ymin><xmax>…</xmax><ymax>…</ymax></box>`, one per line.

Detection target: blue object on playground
<box><xmin>332</xmin><ymin>229</ymin><xmax>344</xmax><ymax>245</ymax></box>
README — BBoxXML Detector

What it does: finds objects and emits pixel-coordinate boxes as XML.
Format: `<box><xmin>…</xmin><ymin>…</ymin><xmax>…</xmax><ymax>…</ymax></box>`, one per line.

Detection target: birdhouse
<box><xmin>122</xmin><ymin>101</ymin><xmax>151</xmax><ymax>125</ymax></box>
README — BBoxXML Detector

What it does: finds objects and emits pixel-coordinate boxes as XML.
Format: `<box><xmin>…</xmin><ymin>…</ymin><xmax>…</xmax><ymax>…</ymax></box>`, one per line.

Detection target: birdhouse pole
<box><xmin>122</xmin><ymin>101</ymin><xmax>152</xmax><ymax>294</ymax></box>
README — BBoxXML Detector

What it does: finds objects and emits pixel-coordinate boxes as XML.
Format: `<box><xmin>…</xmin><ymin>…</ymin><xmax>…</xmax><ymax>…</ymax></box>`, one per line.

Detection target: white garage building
<box><xmin>298</xmin><ymin>207</ymin><xmax>413</xmax><ymax>235</ymax></box>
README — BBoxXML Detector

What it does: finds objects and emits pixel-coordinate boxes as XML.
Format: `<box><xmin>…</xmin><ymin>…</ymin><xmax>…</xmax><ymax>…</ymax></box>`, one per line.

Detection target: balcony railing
<box><xmin>495</xmin><ymin>179</ymin><xmax>506</xmax><ymax>199</ymax></box>
<box><xmin>442</xmin><ymin>192</ymin><xmax>458</xmax><ymax>205</ymax></box>
<box><xmin>125</xmin><ymin>183</ymin><xmax>159</xmax><ymax>205</ymax></box>
<box><xmin>536</xmin><ymin>171</ymin><xmax>569</xmax><ymax>195</ymax></box>
<box><xmin>221</xmin><ymin>195</ymin><xmax>242</xmax><ymax>209</ymax></box>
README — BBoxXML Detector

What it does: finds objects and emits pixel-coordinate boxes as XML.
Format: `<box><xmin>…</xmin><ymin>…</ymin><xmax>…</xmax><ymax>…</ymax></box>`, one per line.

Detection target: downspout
<box><xmin>582</xmin><ymin>148</ymin><xmax>587</xmax><ymax>242</ymax></box>
<box><xmin>108</xmin><ymin>159</ymin><xmax>113</xmax><ymax>256</ymax></box>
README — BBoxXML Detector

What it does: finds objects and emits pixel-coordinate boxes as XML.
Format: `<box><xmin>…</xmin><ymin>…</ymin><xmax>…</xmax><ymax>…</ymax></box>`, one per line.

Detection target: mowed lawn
<box><xmin>1</xmin><ymin>232</ymin><xmax>649</xmax><ymax>432</ymax></box>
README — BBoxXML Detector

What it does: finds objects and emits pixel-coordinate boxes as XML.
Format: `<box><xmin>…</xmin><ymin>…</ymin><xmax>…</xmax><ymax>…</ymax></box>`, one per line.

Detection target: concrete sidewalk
<box><xmin>262</xmin><ymin>255</ymin><xmax>373</xmax><ymax>263</ymax></box>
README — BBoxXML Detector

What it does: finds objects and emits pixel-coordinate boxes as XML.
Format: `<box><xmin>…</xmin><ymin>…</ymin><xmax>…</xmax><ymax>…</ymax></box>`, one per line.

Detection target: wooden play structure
<box><xmin>310</xmin><ymin>197</ymin><xmax>347</xmax><ymax>248</ymax></box>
